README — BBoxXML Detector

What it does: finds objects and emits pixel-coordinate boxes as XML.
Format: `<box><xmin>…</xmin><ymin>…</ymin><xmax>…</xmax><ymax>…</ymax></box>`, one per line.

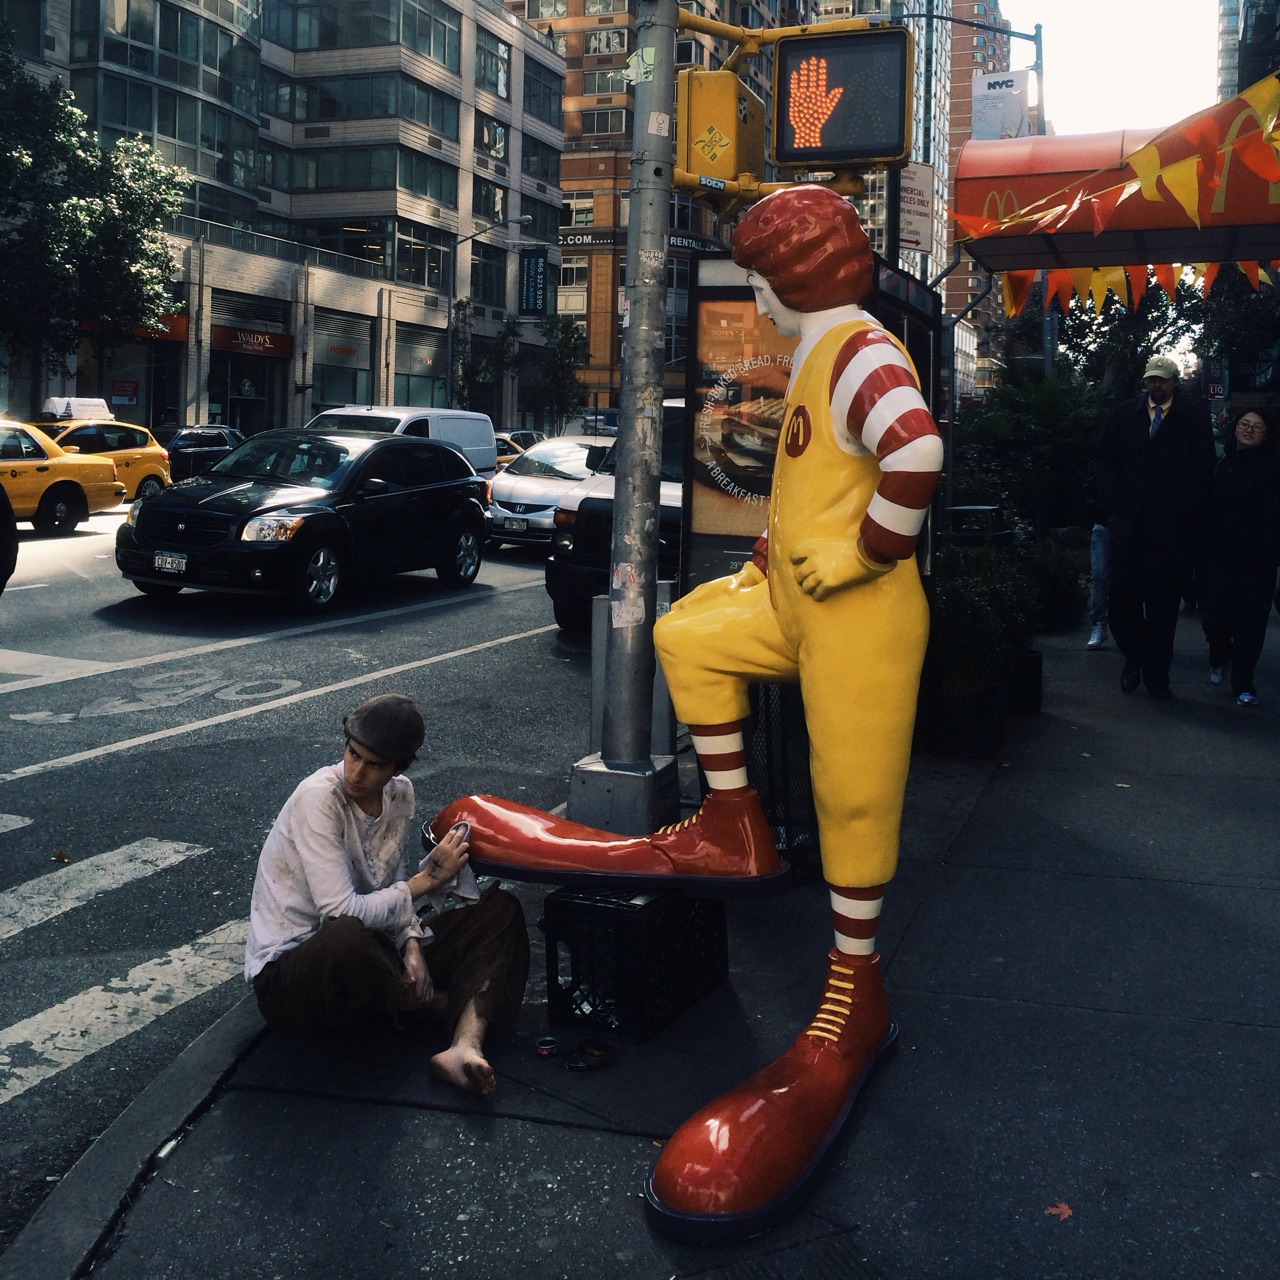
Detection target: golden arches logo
<box><xmin>982</xmin><ymin>189</ymin><xmax>1021</xmax><ymax>223</ymax></box>
<box><xmin>1213</xmin><ymin>104</ymin><xmax>1280</xmax><ymax>214</ymax></box>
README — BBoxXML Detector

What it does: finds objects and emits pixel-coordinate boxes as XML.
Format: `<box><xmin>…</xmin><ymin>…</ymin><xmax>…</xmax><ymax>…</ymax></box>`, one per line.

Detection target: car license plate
<box><xmin>502</xmin><ymin>517</ymin><xmax>528</xmax><ymax>531</ymax></box>
<box><xmin>153</xmin><ymin>550</ymin><xmax>187</xmax><ymax>574</ymax></box>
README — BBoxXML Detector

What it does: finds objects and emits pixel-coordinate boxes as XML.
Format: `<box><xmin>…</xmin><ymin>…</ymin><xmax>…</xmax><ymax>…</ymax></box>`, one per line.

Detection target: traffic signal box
<box><xmin>772</xmin><ymin>24</ymin><xmax>913</xmax><ymax>169</ymax></box>
<box><xmin>677</xmin><ymin>70</ymin><xmax>766</xmax><ymax>183</ymax></box>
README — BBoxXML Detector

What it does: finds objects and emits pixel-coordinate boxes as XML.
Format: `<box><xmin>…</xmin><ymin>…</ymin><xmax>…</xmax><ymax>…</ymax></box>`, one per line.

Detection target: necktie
<box><xmin>1150</xmin><ymin>405</ymin><xmax>1163</xmax><ymax>437</ymax></box>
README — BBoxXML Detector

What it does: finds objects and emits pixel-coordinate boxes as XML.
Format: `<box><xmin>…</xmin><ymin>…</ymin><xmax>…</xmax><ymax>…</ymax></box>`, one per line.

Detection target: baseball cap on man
<box><xmin>343</xmin><ymin>694</ymin><xmax>424</xmax><ymax>765</ymax></box>
<box><xmin>1144</xmin><ymin>355</ymin><xmax>1180</xmax><ymax>380</ymax></box>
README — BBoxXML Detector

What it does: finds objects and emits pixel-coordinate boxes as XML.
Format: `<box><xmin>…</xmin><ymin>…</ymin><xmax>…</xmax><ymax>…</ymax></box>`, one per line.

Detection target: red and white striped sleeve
<box><xmin>829</xmin><ymin>325</ymin><xmax>943</xmax><ymax>563</ymax></box>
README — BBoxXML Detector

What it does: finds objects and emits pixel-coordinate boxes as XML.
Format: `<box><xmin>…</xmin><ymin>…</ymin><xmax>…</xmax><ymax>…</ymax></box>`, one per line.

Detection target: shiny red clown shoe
<box><xmin>643</xmin><ymin>950</ymin><xmax>897</xmax><ymax>1243</ymax></box>
<box><xmin>426</xmin><ymin>788</ymin><xmax>790</xmax><ymax>899</ymax></box>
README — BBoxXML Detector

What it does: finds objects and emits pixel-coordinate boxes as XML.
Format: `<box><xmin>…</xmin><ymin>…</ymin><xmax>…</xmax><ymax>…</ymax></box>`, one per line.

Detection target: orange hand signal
<box><xmin>788</xmin><ymin>56</ymin><xmax>843</xmax><ymax>149</ymax></box>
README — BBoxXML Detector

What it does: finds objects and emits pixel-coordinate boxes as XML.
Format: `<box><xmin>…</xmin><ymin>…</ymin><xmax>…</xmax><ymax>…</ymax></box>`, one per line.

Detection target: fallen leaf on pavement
<box><xmin>50</xmin><ymin>851</ymin><xmax>73</xmax><ymax>863</ymax></box>
<box><xmin>1114</xmin><ymin>782</ymin><xmax>1131</xmax><ymax>788</ymax></box>
<box><xmin>1044</xmin><ymin>1202</ymin><xmax>1073</xmax><ymax>1221</ymax></box>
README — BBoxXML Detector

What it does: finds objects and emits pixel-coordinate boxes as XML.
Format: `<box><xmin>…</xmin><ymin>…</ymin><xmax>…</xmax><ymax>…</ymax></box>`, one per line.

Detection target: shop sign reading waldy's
<box><xmin>210</xmin><ymin>325</ymin><xmax>294</xmax><ymax>358</ymax></box>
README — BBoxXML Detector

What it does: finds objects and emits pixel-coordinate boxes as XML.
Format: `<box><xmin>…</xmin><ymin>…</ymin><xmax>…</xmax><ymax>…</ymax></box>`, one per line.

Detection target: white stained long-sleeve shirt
<box><xmin>244</xmin><ymin>764</ymin><xmax>425</xmax><ymax>981</ymax></box>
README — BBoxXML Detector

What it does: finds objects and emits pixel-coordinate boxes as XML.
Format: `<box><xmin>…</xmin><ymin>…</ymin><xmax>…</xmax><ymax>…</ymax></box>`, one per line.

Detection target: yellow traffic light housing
<box><xmin>772</xmin><ymin>25</ymin><xmax>914</xmax><ymax>169</ymax></box>
<box><xmin>677</xmin><ymin>69</ymin><xmax>766</xmax><ymax>183</ymax></box>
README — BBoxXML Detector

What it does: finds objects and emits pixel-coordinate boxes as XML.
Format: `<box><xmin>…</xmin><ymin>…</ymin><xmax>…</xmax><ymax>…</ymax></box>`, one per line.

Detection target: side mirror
<box><xmin>586</xmin><ymin>446</ymin><xmax>607</xmax><ymax>472</ymax></box>
<box><xmin>357</xmin><ymin>476</ymin><xmax>391</xmax><ymax>498</ymax></box>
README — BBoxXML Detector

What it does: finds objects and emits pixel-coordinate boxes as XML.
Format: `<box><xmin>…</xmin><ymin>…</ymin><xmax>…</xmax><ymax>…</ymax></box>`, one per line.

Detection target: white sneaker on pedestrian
<box><xmin>1209</xmin><ymin>666</ymin><xmax>1227</xmax><ymax>686</ymax></box>
<box><xmin>1086</xmin><ymin>623</ymin><xmax>1108</xmax><ymax>649</ymax></box>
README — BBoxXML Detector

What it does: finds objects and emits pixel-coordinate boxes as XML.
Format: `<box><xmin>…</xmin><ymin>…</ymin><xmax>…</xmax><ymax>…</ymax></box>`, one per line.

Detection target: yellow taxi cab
<box><xmin>0</xmin><ymin>421</ymin><xmax>127</xmax><ymax>534</ymax></box>
<box><xmin>46</xmin><ymin>413</ymin><xmax>170</xmax><ymax>501</ymax></box>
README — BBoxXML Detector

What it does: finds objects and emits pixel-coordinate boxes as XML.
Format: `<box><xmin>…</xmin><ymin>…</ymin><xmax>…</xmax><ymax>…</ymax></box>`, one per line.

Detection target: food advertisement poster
<box><xmin>686</xmin><ymin>258</ymin><xmax>799</xmax><ymax>590</ymax></box>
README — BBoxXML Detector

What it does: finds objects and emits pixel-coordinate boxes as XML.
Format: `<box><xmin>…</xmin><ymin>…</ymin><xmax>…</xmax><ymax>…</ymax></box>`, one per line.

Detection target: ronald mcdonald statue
<box><xmin>431</xmin><ymin>185</ymin><xmax>944</xmax><ymax>1242</ymax></box>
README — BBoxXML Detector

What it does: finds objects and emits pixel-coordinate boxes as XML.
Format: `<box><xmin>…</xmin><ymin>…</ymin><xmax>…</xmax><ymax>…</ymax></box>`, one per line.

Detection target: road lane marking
<box><xmin>0</xmin><ymin>650</ymin><xmax>112</xmax><ymax>678</ymax></box>
<box><xmin>0</xmin><ymin>815</ymin><xmax>32</xmax><ymax>835</ymax></box>
<box><xmin>0</xmin><ymin>624</ymin><xmax>558</xmax><ymax>785</ymax></box>
<box><xmin>0</xmin><ymin>578</ymin><xmax>543</xmax><ymax>694</ymax></box>
<box><xmin>0</xmin><ymin>839</ymin><xmax>209</xmax><ymax>942</ymax></box>
<box><xmin>0</xmin><ymin>919</ymin><xmax>247</xmax><ymax>1105</ymax></box>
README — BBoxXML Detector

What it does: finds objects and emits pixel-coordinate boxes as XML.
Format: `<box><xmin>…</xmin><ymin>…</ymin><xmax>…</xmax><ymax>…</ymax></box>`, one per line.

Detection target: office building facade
<box><xmin>3</xmin><ymin>0</ymin><xmax>566</xmax><ymax>432</ymax></box>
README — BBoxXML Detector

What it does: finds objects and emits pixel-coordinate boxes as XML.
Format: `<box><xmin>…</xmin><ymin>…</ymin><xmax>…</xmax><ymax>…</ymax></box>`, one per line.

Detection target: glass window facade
<box><xmin>522</xmin><ymin>134</ymin><xmax>560</xmax><ymax>184</ymax></box>
<box><xmin>471</xmin><ymin>243</ymin><xmax>507</xmax><ymax>309</ymax></box>
<box><xmin>476</xmin><ymin>28</ymin><xmax>511</xmax><ymax>99</ymax></box>
<box><xmin>525</xmin><ymin>59</ymin><xmax>564</xmax><ymax>127</ymax></box>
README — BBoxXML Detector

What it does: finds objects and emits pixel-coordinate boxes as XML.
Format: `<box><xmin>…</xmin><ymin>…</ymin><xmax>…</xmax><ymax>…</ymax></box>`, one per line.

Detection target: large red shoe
<box><xmin>644</xmin><ymin>950</ymin><xmax>897</xmax><ymax>1243</ymax></box>
<box><xmin>427</xmin><ymin>788</ymin><xmax>789</xmax><ymax>898</ymax></box>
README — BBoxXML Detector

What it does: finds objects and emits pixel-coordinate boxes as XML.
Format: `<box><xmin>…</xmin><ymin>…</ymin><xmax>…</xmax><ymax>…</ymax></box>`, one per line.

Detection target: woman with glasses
<box><xmin>1200</xmin><ymin>407</ymin><xmax>1280</xmax><ymax>705</ymax></box>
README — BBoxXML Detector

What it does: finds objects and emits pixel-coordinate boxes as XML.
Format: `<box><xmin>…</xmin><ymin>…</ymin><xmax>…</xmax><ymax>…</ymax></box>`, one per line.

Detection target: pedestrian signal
<box><xmin>772</xmin><ymin>25</ymin><xmax>913</xmax><ymax>168</ymax></box>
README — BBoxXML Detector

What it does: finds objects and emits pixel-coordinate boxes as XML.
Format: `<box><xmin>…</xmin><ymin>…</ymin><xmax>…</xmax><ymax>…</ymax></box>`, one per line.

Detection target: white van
<box><xmin>304</xmin><ymin>406</ymin><xmax>498</xmax><ymax>480</ymax></box>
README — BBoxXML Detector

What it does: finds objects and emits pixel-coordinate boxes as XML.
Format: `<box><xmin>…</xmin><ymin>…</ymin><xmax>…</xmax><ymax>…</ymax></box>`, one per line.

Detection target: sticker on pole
<box><xmin>610</xmin><ymin>563</ymin><xmax>645</xmax><ymax>628</ymax></box>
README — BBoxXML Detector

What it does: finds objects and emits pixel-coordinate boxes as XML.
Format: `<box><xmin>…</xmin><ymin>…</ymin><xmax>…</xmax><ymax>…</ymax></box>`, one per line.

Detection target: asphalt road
<box><xmin>0</xmin><ymin>510</ymin><xmax>592</xmax><ymax>1249</ymax></box>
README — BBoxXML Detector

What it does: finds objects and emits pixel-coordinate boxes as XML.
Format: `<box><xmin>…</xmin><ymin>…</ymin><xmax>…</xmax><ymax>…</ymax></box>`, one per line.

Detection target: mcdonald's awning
<box><xmin>951</xmin><ymin>73</ymin><xmax>1280</xmax><ymax>282</ymax></box>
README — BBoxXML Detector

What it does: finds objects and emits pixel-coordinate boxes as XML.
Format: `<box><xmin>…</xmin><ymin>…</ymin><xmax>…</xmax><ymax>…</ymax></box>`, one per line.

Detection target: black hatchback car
<box><xmin>116</xmin><ymin>430</ymin><xmax>487</xmax><ymax>610</ymax></box>
<box><xmin>165</xmin><ymin>425</ymin><xmax>245</xmax><ymax>480</ymax></box>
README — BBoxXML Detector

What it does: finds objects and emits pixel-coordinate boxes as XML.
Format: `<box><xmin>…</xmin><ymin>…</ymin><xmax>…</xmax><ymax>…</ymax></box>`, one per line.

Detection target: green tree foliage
<box><xmin>989</xmin><ymin>273</ymin><xmax>1202</xmax><ymax>400</ymax></box>
<box><xmin>0</xmin><ymin>37</ymin><xmax>188</xmax><ymax>367</ymax></box>
<box><xmin>450</xmin><ymin>304</ymin><xmax>522</xmax><ymax>412</ymax></box>
<box><xmin>526</xmin><ymin>315</ymin><xmax>589</xmax><ymax>429</ymax></box>
<box><xmin>1200</xmin><ymin>263</ymin><xmax>1280</xmax><ymax>387</ymax></box>
<box><xmin>952</xmin><ymin>370</ymin><xmax>1106</xmax><ymax>535</ymax></box>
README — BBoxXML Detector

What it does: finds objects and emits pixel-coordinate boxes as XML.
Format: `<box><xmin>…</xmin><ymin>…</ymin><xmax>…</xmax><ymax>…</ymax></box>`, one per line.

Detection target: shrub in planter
<box><xmin>1021</xmin><ymin>536</ymin><xmax>1089</xmax><ymax>632</ymax></box>
<box><xmin>923</xmin><ymin>545</ymin><xmax>1038</xmax><ymax>697</ymax></box>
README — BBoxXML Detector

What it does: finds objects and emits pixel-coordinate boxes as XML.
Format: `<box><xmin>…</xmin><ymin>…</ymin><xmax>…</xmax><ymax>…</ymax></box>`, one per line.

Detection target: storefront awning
<box><xmin>950</xmin><ymin>73</ymin><xmax>1280</xmax><ymax>313</ymax></box>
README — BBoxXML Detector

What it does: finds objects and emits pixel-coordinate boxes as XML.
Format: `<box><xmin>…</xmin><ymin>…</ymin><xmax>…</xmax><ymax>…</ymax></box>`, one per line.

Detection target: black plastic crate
<box><xmin>540</xmin><ymin>888</ymin><xmax>728</xmax><ymax>1042</ymax></box>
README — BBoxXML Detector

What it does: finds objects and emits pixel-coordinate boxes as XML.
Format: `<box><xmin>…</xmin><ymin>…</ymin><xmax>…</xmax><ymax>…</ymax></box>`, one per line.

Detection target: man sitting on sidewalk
<box><xmin>244</xmin><ymin>694</ymin><xmax>529</xmax><ymax>1095</ymax></box>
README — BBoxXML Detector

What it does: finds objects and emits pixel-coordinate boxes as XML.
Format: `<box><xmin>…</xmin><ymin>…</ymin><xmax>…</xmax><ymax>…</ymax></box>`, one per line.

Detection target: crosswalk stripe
<box><xmin>0</xmin><ymin>815</ymin><xmax>32</xmax><ymax>835</ymax></box>
<box><xmin>0</xmin><ymin>839</ymin><xmax>209</xmax><ymax>942</ymax></box>
<box><xmin>0</xmin><ymin>919</ymin><xmax>248</xmax><ymax>1105</ymax></box>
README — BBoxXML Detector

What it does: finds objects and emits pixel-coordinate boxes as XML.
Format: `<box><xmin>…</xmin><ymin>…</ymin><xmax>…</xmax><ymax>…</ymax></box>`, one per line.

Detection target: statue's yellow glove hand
<box><xmin>789</xmin><ymin>538</ymin><xmax>895</xmax><ymax>602</ymax></box>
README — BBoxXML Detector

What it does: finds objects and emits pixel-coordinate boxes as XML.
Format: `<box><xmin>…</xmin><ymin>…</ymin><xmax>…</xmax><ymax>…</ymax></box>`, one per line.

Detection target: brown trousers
<box><xmin>253</xmin><ymin>887</ymin><xmax>529</xmax><ymax>1042</ymax></box>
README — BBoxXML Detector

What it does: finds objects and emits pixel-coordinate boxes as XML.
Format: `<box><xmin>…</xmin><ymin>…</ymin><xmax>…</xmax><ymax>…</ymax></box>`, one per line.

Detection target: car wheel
<box><xmin>135</xmin><ymin>580</ymin><xmax>182</xmax><ymax>597</ymax></box>
<box><xmin>437</xmin><ymin>525</ymin><xmax>483</xmax><ymax>586</ymax></box>
<box><xmin>552</xmin><ymin>596</ymin><xmax>592</xmax><ymax>633</ymax></box>
<box><xmin>135</xmin><ymin>475</ymin><xmax>165</xmax><ymax>501</ymax></box>
<box><xmin>33</xmin><ymin>485</ymin><xmax>86</xmax><ymax>536</ymax></box>
<box><xmin>293</xmin><ymin>542</ymin><xmax>343</xmax><ymax>610</ymax></box>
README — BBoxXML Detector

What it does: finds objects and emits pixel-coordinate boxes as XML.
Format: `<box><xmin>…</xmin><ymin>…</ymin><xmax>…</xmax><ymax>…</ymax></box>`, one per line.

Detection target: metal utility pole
<box><xmin>567</xmin><ymin>0</ymin><xmax>679</xmax><ymax>832</ymax></box>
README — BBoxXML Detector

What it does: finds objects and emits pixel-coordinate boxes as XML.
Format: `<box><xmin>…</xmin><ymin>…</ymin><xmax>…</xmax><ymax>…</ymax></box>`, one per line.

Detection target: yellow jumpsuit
<box><xmin>654</xmin><ymin>320</ymin><xmax>931</xmax><ymax>888</ymax></box>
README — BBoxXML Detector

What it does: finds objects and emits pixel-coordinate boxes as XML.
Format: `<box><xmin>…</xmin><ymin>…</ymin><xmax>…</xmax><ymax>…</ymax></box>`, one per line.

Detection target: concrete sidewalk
<box><xmin>4</xmin><ymin>618</ymin><xmax>1277</xmax><ymax>1279</ymax></box>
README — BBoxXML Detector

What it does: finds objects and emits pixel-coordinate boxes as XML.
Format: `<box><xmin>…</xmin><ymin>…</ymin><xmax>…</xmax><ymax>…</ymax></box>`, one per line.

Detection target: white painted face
<box><xmin>747</xmin><ymin>273</ymin><xmax>803</xmax><ymax>337</ymax></box>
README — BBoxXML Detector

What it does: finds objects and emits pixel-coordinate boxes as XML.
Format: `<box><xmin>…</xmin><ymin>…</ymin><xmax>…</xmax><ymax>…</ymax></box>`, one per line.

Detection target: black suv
<box><xmin>544</xmin><ymin>402</ymin><xmax>685</xmax><ymax>631</ymax></box>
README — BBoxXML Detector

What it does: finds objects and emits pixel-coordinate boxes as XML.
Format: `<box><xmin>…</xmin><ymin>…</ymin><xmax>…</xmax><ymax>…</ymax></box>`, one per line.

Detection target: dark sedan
<box><xmin>115</xmin><ymin>430</ymin><xmax>487</xmax><ymax>610</ymax></box>
<box><xmin>166</xmin><ymin>425</ymin><xmax>245</xmax><ymax>480</ymax></box>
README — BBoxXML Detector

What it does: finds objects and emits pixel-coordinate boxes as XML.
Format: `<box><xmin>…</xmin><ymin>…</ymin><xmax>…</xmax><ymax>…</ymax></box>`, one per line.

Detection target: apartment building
<box><xmin>3</xmin><ymin>0</ymin><xmax>566</xmax><ymax>432</ymax></box>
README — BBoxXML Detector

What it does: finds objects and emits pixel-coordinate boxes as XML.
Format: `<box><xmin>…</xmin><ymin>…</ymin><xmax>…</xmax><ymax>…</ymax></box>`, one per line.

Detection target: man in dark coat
<box><xmin>1095</xmin><ymin>354</ymin><xmax>1216</xmax><ymax>698</ymax></box>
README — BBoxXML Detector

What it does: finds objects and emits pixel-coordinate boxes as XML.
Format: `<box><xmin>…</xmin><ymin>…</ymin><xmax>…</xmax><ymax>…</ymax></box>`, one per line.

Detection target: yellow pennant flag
<box><xmin>1129</xmin><ymin>143</ymin><xmax>1164</xmax><ymax>200</ymax></box>
<box><xmin>1069</xmin><ymin>267</ymin><xmax>1094</xmax><ymax>303</ymax></box>
<box><xmin>1161</xmin><ymin>156</ymin><xmax>1203</xmax><ymax>227</ymax></box>
<box><xmin>1240</xmin><ymin>73</ymin><xmax>1280</xmax><ymax>137</ymax></box>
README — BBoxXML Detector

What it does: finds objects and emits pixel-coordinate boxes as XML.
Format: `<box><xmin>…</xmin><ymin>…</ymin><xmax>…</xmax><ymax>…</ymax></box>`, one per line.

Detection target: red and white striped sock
<box><xmin>688</xmin><ymin>721</ymin><xmax>748</xmax><ymax>791</ymax></box>
<box><xmin>830</xmin><ymin>884</ymin><xmax>885</xmax><ymax>957</ymax></box>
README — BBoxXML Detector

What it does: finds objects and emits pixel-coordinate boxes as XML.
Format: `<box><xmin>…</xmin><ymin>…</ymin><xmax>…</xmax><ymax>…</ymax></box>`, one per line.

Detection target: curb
<box><xmin>0</xmin><ymin>994</ymin><xmax>265</xmax><ymax>1280</ymax></box>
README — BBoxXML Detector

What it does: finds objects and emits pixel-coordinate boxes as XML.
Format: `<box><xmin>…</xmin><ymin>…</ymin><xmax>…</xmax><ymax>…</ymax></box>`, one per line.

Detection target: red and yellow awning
<box><xmin>950</xmin><ymin>73</ymin><xmax>1280</xmax><ymax>315</ymax></box>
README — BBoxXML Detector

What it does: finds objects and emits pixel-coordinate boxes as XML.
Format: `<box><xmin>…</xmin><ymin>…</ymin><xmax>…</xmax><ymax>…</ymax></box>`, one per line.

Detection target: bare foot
<box><xmin>430</xmin><ymin>1045</ymin><xmax>496</xmax><ymax>1096</ymax></box>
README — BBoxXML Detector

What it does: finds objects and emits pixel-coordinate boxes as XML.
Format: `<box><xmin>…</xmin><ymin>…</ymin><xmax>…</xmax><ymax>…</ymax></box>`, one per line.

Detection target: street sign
<box><xmin>898</xmin><ymin>160</ymin><xmax>935</xmax><ymax>256</ymax></box>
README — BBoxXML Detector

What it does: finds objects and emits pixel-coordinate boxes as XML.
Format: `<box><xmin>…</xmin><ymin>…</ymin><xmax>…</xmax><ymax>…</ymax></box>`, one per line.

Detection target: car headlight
<box><xmin>552</xmin><ymin>508</ymin><xmax>575</xmax><ymax>553</ymax></box>
<box><xmin>125</xmin><ymin>500</ymin><xmax>144</xmax><ymax>526</ymax></box>
<box><xmin>241</xmin><ymin>513</ymin><xmax>307</xmax><ymax>542</ymax></box>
